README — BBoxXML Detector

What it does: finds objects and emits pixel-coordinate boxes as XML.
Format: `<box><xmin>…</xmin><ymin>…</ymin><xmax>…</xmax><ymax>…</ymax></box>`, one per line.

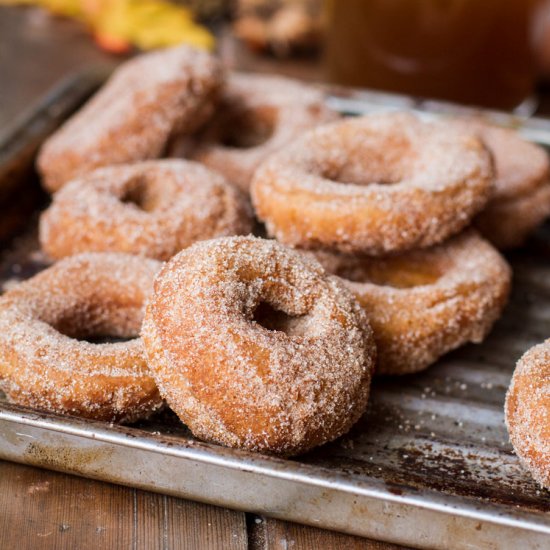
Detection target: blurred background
<box><xmin>4</xmin><ymin>0</ymin><xmax>550</xmax><ymax>129</ymax></box>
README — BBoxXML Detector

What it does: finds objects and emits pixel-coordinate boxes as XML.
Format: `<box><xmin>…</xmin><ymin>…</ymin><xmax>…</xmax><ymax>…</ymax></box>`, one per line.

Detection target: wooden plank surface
<box><xmin>249</xmin><ymin>517</ymin><xmax>409</xmax><ymax>550</ymax></box>
<box><xmin>0</xmin><ymin>460</ymin><xmax>248</xmax><ymax>550</ymax></box>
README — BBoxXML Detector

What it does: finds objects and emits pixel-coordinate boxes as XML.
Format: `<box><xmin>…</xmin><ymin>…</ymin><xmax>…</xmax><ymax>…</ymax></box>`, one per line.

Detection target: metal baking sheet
<box><xmin>0</xmin><ymin>72</ymin><xmax>549</xmax><ymax>550</ymax></box>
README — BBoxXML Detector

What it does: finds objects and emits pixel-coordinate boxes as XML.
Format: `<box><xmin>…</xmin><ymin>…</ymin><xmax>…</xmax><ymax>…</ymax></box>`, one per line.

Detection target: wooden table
<box><xmin>0</xmin><ymin>6</ymin><xmax>403</xmax><ymax>549</ymax></box>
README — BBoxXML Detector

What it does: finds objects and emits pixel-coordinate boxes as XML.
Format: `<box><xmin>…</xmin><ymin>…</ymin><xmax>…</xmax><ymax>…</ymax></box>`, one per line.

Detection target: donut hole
<box><xmin>338</xmin><ymin>257</ymin><xmax>443</xmax><ymax>288</ymax></box>
<box><xmin>45</xmin><ymin>304</ymin><xmax>142</xmax><ymax>344</ymax></box>
<box><xmin>322</xmin><ymin>160</ymin><xmax>404</xmax><ymax>187</ymax></box>
<box><xmin>120</xmin><ymin>175</ymin><xmax>161</xmax><ymax>212</ymax></box>
<box><xmin>252</xmin><ymin>301</ymin><xmax>307</xmax><ymax>336</ymax></box>
<box><xmin>218</xmin><ymin>106</ymin><xmax>276</xmax><ymax>149</ymax></box>
<box><xmin>318</xmin><ymin>132</ymin><xmax>412</xmax><ymax>186</ymax></box>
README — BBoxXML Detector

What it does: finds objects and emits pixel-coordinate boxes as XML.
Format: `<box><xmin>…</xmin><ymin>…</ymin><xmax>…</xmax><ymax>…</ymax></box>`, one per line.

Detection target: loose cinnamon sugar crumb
<box><xmin>27</xmin><ymin>481</ymin><xmax>50</xmax><ymax>495</ymax></box>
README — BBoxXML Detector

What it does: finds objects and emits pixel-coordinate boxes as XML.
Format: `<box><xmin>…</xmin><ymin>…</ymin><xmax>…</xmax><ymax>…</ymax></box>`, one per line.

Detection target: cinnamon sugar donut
<box><xmin>465</xmin><ymin>122</ymin><xmax>550</xmax><ymax>248</ymax></box>
<box><xmin>39</xmin><ymin>160</ymin><xmax>253</xmax><ymax>261</ymax></box>
<box><xmin>251</xmin><ymin>113</ymin><xmax>494</xmax><ymax>255</ymax></box>
<box><xmin>476</xmin><ymin>184</ymin><xmax>550</xmax><ymax>250</ymax></box>
<box><xmin>142</xmin><ymin>236</ymin><xmax>375</xmax><ymax>456</ymax></box>
<box><xmin>310</xmin><ymin>231</ymin><xmax>511</xmax><ymax>375</ymax></box>
<box><xmin>184</xmin><ymin>72</ymin><xmax>337</xmax><ymax>192</ymax></box>
<box><xmin>0</xmin><ymin>253</ymin><xmax>162</xmax><ymax>422</ymax></box>
<box><xmin>505</xmin><ymin>340</ymin><xmax>550</xmax><ymax>488</ymax></box>
<box><xmin>38</xmin><ymin>45</ymin><xmax>223</xmax><ymax>192</ymax></box>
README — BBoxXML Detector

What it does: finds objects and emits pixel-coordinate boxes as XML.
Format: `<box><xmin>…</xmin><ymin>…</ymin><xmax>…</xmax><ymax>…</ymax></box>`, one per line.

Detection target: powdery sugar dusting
<box><xmin>251</xmin><ymin>112</ymin><xmax>494</xmax><ymax>254</ymax></box>
<box><xmin>142</xmin><ymin>235</ymin><xmax>376</xmax><ymax>456</ymax></box>
<box><xmin>40</xmin><ymin>159</ymin><xmax>253</xmax><ymax>261</ymax></box>
<box><xmin>0</xmin><ymin>253</ymin><xmax>163</xmax><ymax>422</ymax></box>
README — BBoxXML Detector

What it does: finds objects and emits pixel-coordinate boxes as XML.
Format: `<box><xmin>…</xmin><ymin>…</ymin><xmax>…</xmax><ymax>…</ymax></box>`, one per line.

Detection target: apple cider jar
<box><xmin>326</xmin><ymin>0</ymin><xmax>541</xmax><ymax>110</ymax></box>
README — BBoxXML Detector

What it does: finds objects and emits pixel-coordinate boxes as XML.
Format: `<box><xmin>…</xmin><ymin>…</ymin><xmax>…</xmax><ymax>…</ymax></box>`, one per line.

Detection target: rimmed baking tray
<box><xmin>0</xmin><ymin>71</ymin><xmax>549</xmax><ymax>550</ymax></box>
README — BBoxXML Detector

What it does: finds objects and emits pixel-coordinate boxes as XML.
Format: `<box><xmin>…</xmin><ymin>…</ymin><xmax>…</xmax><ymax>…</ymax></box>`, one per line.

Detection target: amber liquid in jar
<box><xmin>327</xmin><ymin>0</ymin><xmax>539</xmax><ymax>110</ymax></box>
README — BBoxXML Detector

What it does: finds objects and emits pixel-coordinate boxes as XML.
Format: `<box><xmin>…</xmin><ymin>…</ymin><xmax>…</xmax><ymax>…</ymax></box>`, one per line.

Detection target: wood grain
<box><xmin>0</xmin><ymin>460</ymin><xmax>247</xmax><ymax>550</ymax></box>
<box><xmin>250</xmin><ymin>517</ymin><xmax>408</xmax><ymax>550</ymax></box>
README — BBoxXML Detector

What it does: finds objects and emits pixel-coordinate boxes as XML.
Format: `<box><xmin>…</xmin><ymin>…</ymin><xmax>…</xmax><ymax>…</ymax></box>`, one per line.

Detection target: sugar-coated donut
<box><xmin>0</xmin><ymin>253</ymin><xmax>162</xmax><ymax>422</ymax></box>
<box><xmin>453</xmin><ymin>119</ymin><xmax>550</xmax><ymax>248</ymax></box>
<box><xmin>251</xmin><ymin>112</ymin><xmax>494</xmax><ymax>255</ymax></box>
<box><xmin>476</xmin><ymin>183</ymin><xmax>550</xmax><ymax>250</ymax></box>
<box><xmin>142</xmin><ymin>236</ymin><xmax>375</xmax><ymax>456</ymax></box>
<box><xmin>183</xmin><ymin>72</ymin><xmax>337</xmax><ymax>192</ymax></box>
<box><xmin>38</xmin><ymin>45</ymin><xmax>223</xmax><ymax>192</ymax></box>
<box><xmin>310</xmin><ymin>231</ymin><xmax>511</xmax><ymax>375</ymax></box>
<box><xmin>505</xmin><ymin>340</ymin><xmax>550</xmax><ymax>488</ymax></box>
<box><xmin>39</xmin><ymin>160</ymin><xmax>253</xmax><ymax>261</ymax></box>
<box><xmin>466</xmin><ymin>122</ymin><xmax>550</xmax><ymax>248</ymax></box>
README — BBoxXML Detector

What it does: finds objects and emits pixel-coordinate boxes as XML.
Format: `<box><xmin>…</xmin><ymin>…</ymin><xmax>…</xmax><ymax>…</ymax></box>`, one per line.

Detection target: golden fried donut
<box><xmin>185</xmin><ymin>72</ymin><xmax>337</xmax><ymax>192</ymax></box>
<box><xmin>467</xmin><ymin>122</ymin><xmax>550</xmax><ymax>248</ymax></box>
<box><xmin>505</xmin><ymin>340</ymin><xmax>550</xmax><ymax>488</ymax></box>
<box><xmin>38</xmin><ymin>45</ymin><xmax>223</xmax><ymax>192</ymax></box>
<box><xmin>310</xmin><ymin>231</ymin><xmax>511</xmax><ymax>375</ymax></box>
<box><xmin>142</xmin><ymin>236</ymin><xmax>375</xmax><ymax>456</ymax></box>
<box><xmin>0</xmin><ymin>253</ymin><xmax>162</xmax><ymax>422</ymax></box>
<box><xmin>39</xmin><ymin>160</ymin><xmax>253</xmax><ymax>261</ymax></box>
<box><xmin>251</xmin><ymin>112</ymin><xmax>494</xmax><ymax>255</ymax></box>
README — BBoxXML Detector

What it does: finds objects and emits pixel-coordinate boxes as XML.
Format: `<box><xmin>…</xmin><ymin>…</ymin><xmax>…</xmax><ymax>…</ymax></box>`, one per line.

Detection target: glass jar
<box><xmin>326</xmin><ymin>0</ymin><xmax>541</xmax><ymax>110</ymax></box>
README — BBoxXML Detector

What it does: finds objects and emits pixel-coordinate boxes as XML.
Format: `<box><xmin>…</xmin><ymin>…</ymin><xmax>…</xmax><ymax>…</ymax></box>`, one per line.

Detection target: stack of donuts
<box><xmin>0</xmin><ymin>46</ymin><xmax>548</xmax><ymax>479</ymax></box>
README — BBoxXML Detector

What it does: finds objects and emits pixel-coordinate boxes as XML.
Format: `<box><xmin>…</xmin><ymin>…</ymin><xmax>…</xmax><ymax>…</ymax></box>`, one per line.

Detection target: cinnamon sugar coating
<box><xmin>0</xmin><ymin>253</ymin><xmax>163</xmax><ymax>422</ymax></box>
<box><xmin>142</xmin><ymin>236</ymin><xmax>375</xmax><ymax>456</ymax></box>
<box><xmin>185</xmin><ymin>72</ymin><xmax>338</xmax><ymax>192</ymax></box>
<box><xmin>505</xmin><ymin>339</ymin><xmax>550</xmax><ymax>488</ymax></box>
<box><xmin>251</xmin><ymin>112</ymin><xmax>494</xmax><ymax>255</ymax></box>
<box><xmin>39</xmin><ymin>160</ymin><xmax>253</xmax><ymax>261</ymax></box>
<box><xmin>309</xmin><ymin>231</ymin><xmax>511</xmax><ymax>375</ymax></box>
<box><xmin>464</xmin><ymin>122</ymin><xmax>550</xmax><ymax>248</ymax></box>
<box><xmin>38</xmin><ymin>45</ymin><xmax>223</xmax><ymax>192</ymax></box>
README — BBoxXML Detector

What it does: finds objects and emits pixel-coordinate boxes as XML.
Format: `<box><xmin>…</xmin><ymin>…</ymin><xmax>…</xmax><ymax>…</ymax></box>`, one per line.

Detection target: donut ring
<box><xmin>38</xmin><ymin>45</ymin><xmax>223</xmax><ymax>192</ymax></box>
<box><xmin>185</xmin><ymin>73</ymin><xmax>337</xmax><ymax>192</ymax></box>
<box><xmin>0</xmin><ymin>253</ymin><xmax>162</xmax><ymax>422</ymax></box>
<box><xmin>310</xmin><ymin>231</ymin><xmax>511</xmax><ymax>375</ymax></box>
<box><xmin>39</xmin><ymin>160</ymin><xmax>253</xmax><ymax>261</ymax></box>
<box><xmin>142</xmin><ymin>236</ymin><xmax>375</xmax><ymax>456</ymax></box>
<box><xmin>251</xmin><ymin>113</ymin><xmax>494</xmax><ymax>255</ymax></box>
<box><xmin>505</xmin><ymin>340</ymin><xmax>550</xmax><ymax>488</ymax></box>
<box><xmin>464</xmin><ymin>122</ymin><xmax>550</xmax><ymax>248</ymax></box>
